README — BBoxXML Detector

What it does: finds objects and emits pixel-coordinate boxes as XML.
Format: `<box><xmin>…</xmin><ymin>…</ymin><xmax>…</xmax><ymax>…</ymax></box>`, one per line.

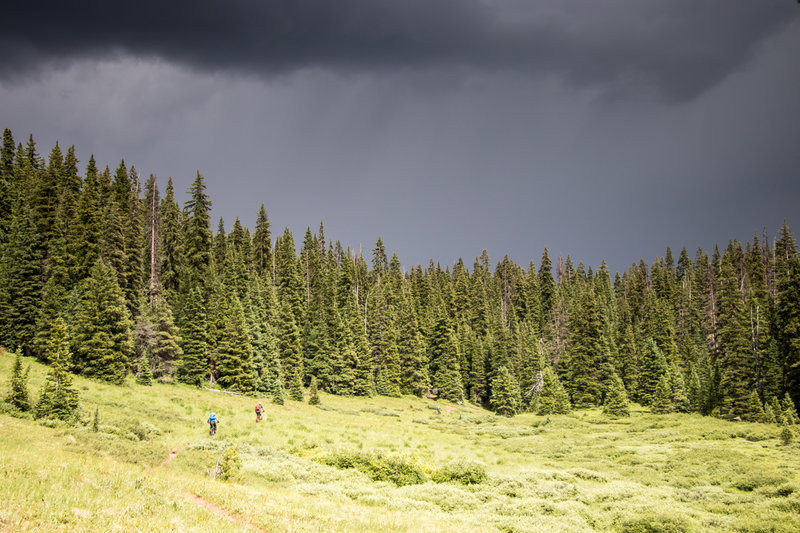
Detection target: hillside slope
<box><xmin>1</xmin><ymin>351</ymin><xmax>799</xmax><ymax>532</ymax></box>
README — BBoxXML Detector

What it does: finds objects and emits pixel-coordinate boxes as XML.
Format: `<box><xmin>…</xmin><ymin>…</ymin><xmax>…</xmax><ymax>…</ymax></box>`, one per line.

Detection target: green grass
<box><xmin>2</xmin><ymin>351</ymin><xmax>800</xmax><ymax>532</ymax></box>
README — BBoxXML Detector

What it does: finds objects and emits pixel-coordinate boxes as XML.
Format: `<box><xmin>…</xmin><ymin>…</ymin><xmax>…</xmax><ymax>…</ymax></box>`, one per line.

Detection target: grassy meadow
<box><xmin>1</xmin><ymin>351</ymin><xmax>799</xmax><ymax>532</ymax></box>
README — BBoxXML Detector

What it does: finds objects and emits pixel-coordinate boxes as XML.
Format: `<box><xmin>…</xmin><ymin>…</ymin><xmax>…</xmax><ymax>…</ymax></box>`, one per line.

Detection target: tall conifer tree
<box><xmin>71</xmin><ymin>259</ymin><xmax>133</xmax><ymax>384</ymax></box>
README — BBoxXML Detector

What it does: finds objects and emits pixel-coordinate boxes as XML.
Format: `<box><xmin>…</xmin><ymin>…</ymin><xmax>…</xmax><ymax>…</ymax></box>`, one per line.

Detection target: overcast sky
<box><xmin>2</xmin><ymin>1</ymin><xmax>798</xmax><ymax>274</ymax></box>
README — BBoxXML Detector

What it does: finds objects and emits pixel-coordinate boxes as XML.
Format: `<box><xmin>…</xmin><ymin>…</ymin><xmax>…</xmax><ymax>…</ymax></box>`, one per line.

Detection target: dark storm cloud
<box><xmin>1</xmin><ymin>1</ymin><xmax>795</xmax><ymax>100</ymax></box>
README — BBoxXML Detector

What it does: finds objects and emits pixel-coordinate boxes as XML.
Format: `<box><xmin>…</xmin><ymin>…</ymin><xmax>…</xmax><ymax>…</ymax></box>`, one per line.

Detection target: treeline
<box><xmin>1</xmin><ymin>128</ymin><xmax>799</xmax><ymax>420</ymax></box>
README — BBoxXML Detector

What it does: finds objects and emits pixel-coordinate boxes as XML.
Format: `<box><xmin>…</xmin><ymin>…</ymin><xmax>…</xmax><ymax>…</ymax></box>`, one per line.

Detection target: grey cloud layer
<box><xmin>1</xmin><ymin>1</ymin><xmax>795</xmax><ymax>100</ymax></box>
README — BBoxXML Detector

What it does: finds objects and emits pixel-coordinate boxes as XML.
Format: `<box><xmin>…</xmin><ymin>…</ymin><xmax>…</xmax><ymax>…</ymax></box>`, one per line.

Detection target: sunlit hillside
<box><xmin>2</xmin><ymin>352</ymin><xmax>799</xmax><ymax>532</ymax></box>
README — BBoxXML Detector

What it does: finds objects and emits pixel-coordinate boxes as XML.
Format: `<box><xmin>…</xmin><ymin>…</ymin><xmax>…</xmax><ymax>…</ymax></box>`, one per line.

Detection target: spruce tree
<box><xmin>428</xmin><ymin>312</ymin><xmax>463</xmax><ymax>401</ymax></box>
<box><xmin>277</xmin><ymin>300</ymin><xmax>303</xmax><ymax>390</ymax></box>
<box><xmin>775</xmin><ymin>253</ymin><xmax>800</xmax><ymax>413</ymax></box>
<box><xmin>490</xmin><ymin>366</ymin><xmax>521</xmax><ymax>417</ymax></box>
<box><xmin>68</xmin><ymin>156</ymin><xmax>104</xmax><ymax>282</ymax></box>
<box><xmin>687</xmin><ymin>366</ymin><xmax>704</xmax><ymax>413</ymax></box>
<box><xmin>35</xmin><ymin>318</ymin><xmax>79</xmax><ymax>421</ymax></box>
<box><xmin>215</xmin><ymin>295</ymin><xmax>256</xmax><ymax>393</ymax></box>
<box><xmin>252</xmin><ymin>204</ymin><xmax>272</xmax><ymax>278</ymax></box>
<box><xmin>717</xmin><ymin>250</ymin><xmax>753</xmax><ymax>417</ymax></box>
<box><xmin>397</xmin><ymin>293</ymin><xmax>430</xmax><ymax>396</ymax></box>
<box><xmin>744</xmin><ymin>390</ymin><xmax>765</xmax><ymax>422</ymax></box>
<box><xmin>289</xmin><ymin>367</ymin><xmax>304</xmax><ymax>401</ymax></box>
<box><xmin>781</xmin><ymin>393</ymin><xmax>799</xmax><ymax>425</ymax></box>
<box><xmin>177</xmin><ymin>288</ymin><xmax>209</xmax><ymax>386</ymax></box>
<box><xmin>537</xmin><ymin>365</ymin><xmax>571</xmax><ymax>415</ymax></box>
<box><xmin>0</xmin><ymin>128</ymin><xmax>15</xmax><ymax>242</ymax></box>
<box><xmin>147</xmin><ymin>296</ymin><xmax>183</xmax><ymax>379</ymax></box>
<box><xmin>159</xmin><ymin>178</ymin><xmax>182</xmax><ymax>301</ymax></box>
<box><xmin>538</xmin><ymin>248</ymin><xmax>556</xmax><ymax>333</ymax></box>
<box><xmin>272</xmin><ymin>380</ymin><xmax>285</xmax><ymax>405</ymax></box>
<box><xmin>182</xmin><ymin>172</ymin><xmax>213</xmax><ymax>295</ymax></box>
<box><xmin>0</xmin><ymin>205</ymin><xmax>44</xmax><ymax>354</ymax></box>
<box><xmin>135</xmin><ymin>352</ymin><xmax>153</xmax><ymax>386</ymax></box>
<box><xmin>565</xmin><ymin>285</ymin><xmax>613</xmax><ymax>407</ymax></box>
<box><xmin>308</xmin><ymin>375</ymin><xmax>320</xmax><ymax>405</ymax></box>
<box><xmin>651</xmin><ymin>375</ymin><xmax>674</xmax><ymax>414</ymax></box>
<box><xmin>668</xmin><ymin>362</ymin><xmax>691</xmax><ymax>413</ymax></box>
<box><xmin>6</xmin><ymin>351</ymin><xmax>30</xmax><ymax>411</ymax></box>
<box><xmin>638</xmin><ymin>339</ymin><xmax>669</xmax><ymax>406</ymax></box>
<box><xmin>764</xmin><ymin>402</ymin><xmax>777</xmax><ymax>424</ymax></box>
<box><xmin>143</xmin><ymin>174</ymin><xmax>161</xmax><ymax>298</ymax></box>
<box><xmin>71</xmin><ymin>259</ymin><xmax>134</xmax><ymax>384</ymax></box>
<box><xmin>603</xmin><ymin>373</ymin><xmax>630</xmax><ymax>417</ymax></box>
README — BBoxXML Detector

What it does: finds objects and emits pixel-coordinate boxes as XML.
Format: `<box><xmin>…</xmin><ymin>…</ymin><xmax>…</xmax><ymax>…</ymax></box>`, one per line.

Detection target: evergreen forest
<box><xmin>1</xmin><ymin>128</ymin><xmax>799</xmax><ymax>422</ymax></box>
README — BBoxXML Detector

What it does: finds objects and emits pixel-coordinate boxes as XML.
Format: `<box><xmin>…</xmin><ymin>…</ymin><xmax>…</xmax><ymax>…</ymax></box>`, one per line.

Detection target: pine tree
<box><xmin>0</xmin><ymin>128</ymin><xmax>15</xmax><ymax>243</ymax></box>
<box><xmin>369</xmin><ymin>283</ymin><xmax>401</xmax><ymax>397</ymax></box>
<box><xmin>143</xmin><ymin>174</ymin><xmax>161</xmax><ymax>299</ymax></box>
<box><xmin>159</xmin><ymin>178</ymin><xmax>182</xmax><ymax>301</ymax></box>
<box><xmin>35</xmin><ymin>318</ymin><xmax>79</xmax><ymax>421</ymax></box>
<box><xmin>308</xmin><ymin>375</ymin><xmax>320</xmax><ymax>405</ymax></box>
<box><xmin>775</xmin><ymin>251</ymin><xmax>800</xmax><ymax>414</ymax></box>
<box><xmin>136</xmin><ymin>352</ymin><xmax>153</xmax><ymax>386</ymax></box>
<box><xmin>146</xmin><ymin>296</ymin><xmax>183</xmax><ymax>379</ymax></box>
<box><xmin>275</xmin><ymin>227</ymin><xmax>304</xmax><ymax>324</ymax></box>
<box><xmin>565</xmin><ymin>285</ymin><xmax>613</xmax><ymax>407</ymax></box>
<box><xmin>69</xmin><ymin>156</ymin><xmax>105</xmax><ymax>282</ymax></box>
<box><xmin>215</xmin><ymin>295</ymin><xmax>256</xmax><ymax>393</ymax></box>
<box><xmin>638</xmin><ymin>339</ymin><xmax>669</xmax><ymax>406</ymax></box>
<box><xmin>744</xmin><ymin>390</ymin><xmax>765</xmax><ymax>422</ymax></box>
<box><xmin>764</xmin><ymin>402</ymin><xmax>777</xmax><ymax>424</ymax></box>
<box><xmin>0</xmin><ymin>204</ymin><xmax>44</xmax><ymax>354</ymax></box>
<box><xmin>490</xmin><ymin>366</ymin><xmax>520</xmax><ymax>417</ymax></box>
<box><xmin>717</xmin><ymin>250</ymin><xmax>753</xmax><ymax>417</ymax></box>
<box><xmin>537</xmin><ymin>365</ymin><xmax>571</xmax><ymax>415</ymax></box>
<box><xmin>277</xmin><ymin>300</ymin><xmax>303</xmax><ymax>390</ymax></box>
<box><xmin>781</xmin><ymin>393</ymin><xmax>799</xmax><ymax>425</ymax></box>
<box><xmin>177</xmin><ymin>288</ymin><xmax>209</xmax><ymax>386</ymax></box>
<box><xmin>6</xmin><ymin>351</ymin><xmax>30</xmax><ymax>411</ymax></box>
<box><xmin>252</xmin><ymin>204</ymin><xmax>272</xmax><ymax>278</ymax></box>
<box><xmin>651</xmin><ymin>375</ymin><xmax>674</xmax><ymax>414</ymax></box>
<box><xmin>289</xmin><ymin>367</ymin><xmax>304</xmax><ymax>401</ymax></box>
<box><xmin>272</xmin><ymin>380</ymin><xmax>285</xmax><ymax>405</ymax></box>
<box><xmin>538</xmin><ymin>248</ymin><xmax>556</xmax><ymax>334</ymax></box>
<box><xmin>428</xmin><ymin>312</ymin><xmax>463</xmax><ymax>401</ymax></box>
<box><xmin>183</xmin><ymin>172</ymin><xmax>213</xmax><ymax>295</ymax></box>
<box><xmin>397</xmin><ymin>293</ymin><xmax>429</xmax><ymax>396</ymax></box>
<box><xmin>687</xmin><ymin>365</ymin><xmax>704</xmax><ymax>413</ymax></box>
<box><xmin>766</xmin><ymin>396</ymin><xmax>783</xmax><ymax>424</ymax></box>
<box><xmin>603</xmin><ymin>373</ymin><xmax>630</xmax><ymax>417</ymax></box>
<box><xmin>71</xmin><ymin>259</ymin><xmax>134</xmax><ymax>384</ymax></box>
<box><xmin>668</xmin><ymin>362</ymin><xmax>691</xmax><ymax>413</ymax></box>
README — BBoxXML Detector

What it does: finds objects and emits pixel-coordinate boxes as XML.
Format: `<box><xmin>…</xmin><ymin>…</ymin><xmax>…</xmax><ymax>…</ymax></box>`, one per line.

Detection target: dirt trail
<box><xmin>185</xmin><ymin>492</ymin><xmax>265</xmax><ymax>532</ymax></box>
<box><xmin>150</xmin><ymin>445</ymin><xmax>188</xmax><ymax>470</ymax></box>
<box><xmin>151</xmin><ymin>444</ymin><xmax>266</xmax><ymax>532</ymax></box>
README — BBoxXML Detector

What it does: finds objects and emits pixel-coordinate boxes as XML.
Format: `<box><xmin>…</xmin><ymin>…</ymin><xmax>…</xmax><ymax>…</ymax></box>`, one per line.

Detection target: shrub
<box><xmin>209</xmin><ymin>443</ymin><xmax>242</xmax><ymax>481</ymax></box>
<box><xmin>780</xmin><ymin>427</ymin><xmax>794</xmax><ymax>445</ymax></box>
<box><xmin>619</xmin><ymin>513</ymin><xmax>692</xmax><ymax>532</ymax></box>
<box><xmin>128</xmin><ymin>421</ymin><xmax>163</xmax><ymax>441</ymax></box>
<box><xmin>322</xmin><ymin>450</ymin><xmax>428</xmax><ymax>486</ymax></box>
<box><xmin>431</xmin><ymin>459</ymin><xmax>487</xmax><ymax>485</ymax></box>
<box><xmin>732</xmin><ymin>471</ymin><xmax>786</xmax><ymax>492</ymax></box>
<box><xmin>218</xmin><ymin>443</ymin><xmax>242</xmax><ymax>480</ymax></box>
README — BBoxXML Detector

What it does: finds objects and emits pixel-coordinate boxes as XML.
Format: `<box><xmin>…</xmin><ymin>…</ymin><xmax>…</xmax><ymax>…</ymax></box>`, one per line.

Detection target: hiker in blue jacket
<box><xmin>208</xmin><ymin>412</ymin><xmax>218</xmax><ymax>435</ymax></box>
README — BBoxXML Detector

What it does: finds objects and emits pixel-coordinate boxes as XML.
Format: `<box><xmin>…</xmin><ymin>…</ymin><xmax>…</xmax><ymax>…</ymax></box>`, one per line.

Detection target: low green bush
<box><xmin>431</xmin><ymin>459</ymin><xmax>487</xmax><ymax>485</ymax></box>
<box><xmin>618</xmin><ymin>513</ymin><xmax>692</xmax><ymax>532</ymax></box>
<box><xmin>732</xmin><ymin>471</ymin><xmax>786</xmax><ymax>492</ymax></box>
<box><xmin>128</xmin><ymin>421</ymin><xmax>162</xmax><ymax>441</ymax></box>
<box><xmin>322</xmin><ymin>450</ymin><xmax>428</xmax><ymax>486</ymax></box>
